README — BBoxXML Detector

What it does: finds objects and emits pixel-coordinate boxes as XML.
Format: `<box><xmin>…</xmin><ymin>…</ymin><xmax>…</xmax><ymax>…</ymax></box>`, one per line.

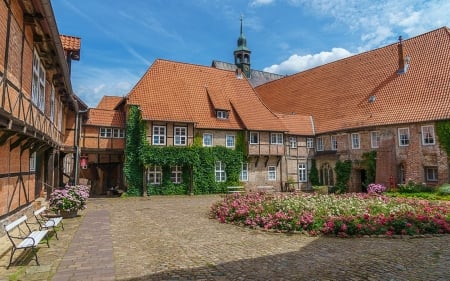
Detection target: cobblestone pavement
<box><xmin>0</xmin><ymin>195</ymin><xmax>449</xmax><ymax>280</ymax></box>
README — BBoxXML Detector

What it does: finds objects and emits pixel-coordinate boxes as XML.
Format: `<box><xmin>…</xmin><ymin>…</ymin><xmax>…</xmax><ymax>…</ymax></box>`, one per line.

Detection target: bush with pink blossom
<box><xmin>49</xmin><ymin>185</ymin><xmax>90</xmax><ymax>212</ymax></box>
<box><xmin>367</xmin><ymin>183</ymin><xmax>387</xmax><ymax>194</ymax></box>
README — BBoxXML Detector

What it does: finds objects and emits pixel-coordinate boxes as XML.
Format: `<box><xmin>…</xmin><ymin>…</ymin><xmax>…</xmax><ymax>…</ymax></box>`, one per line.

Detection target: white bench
<box><xmin>227</xmin><ymin>186</ymin><xmax>245</xmax><ymax>193</ymax></box>
<box><xmin>4</xmin><ymin>215</ymin><xmax>50</xmax><ymax>269</ymax></box>
<box><xmin>34</xmin><ymin>206</ymin><xmax>64</xmax><ymax>239</ymax></box>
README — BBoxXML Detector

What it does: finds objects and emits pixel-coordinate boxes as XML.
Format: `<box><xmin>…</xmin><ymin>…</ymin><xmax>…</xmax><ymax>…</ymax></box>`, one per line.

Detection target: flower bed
<box><xmin>210</xmin><ymin>192</ymin><xmax>450</xmax><ymax>237</ymax></box>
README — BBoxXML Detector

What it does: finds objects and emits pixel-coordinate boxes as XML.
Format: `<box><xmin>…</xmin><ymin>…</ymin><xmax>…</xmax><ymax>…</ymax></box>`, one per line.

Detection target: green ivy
<box><xmin>334</xmin><ymin>160</ymin><xmax>352</xmax><ymax>193</ymax></box>
<box><xmin>309</xmin><ymin>159</ymin><xmax>320</xmax><ymax>186</ymax></box>
<box><xmin>124</xmin><ymin>105</ymin><xmax>145</xmax><ymax>196</ymax></box>
<box><xmin>436</xmin><ymin>120</ymin><xmax>450</xmax><ymax>156</ymax></box>
<box><xmin>361</xmin><ymin>151</ymin><xmax>377</xmax><ymax>186</ymax></box>
<box><xmin>140</xmin><ymin>145</ymin><xmax>244</xmax><ymax>195</ymax></box>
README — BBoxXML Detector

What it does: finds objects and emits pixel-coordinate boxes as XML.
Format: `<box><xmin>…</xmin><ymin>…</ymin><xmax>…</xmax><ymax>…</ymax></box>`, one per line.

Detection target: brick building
<box><xmin>256</xmin><ymin>27</ymin><xmax>450</xmax><ymax>191</ymax></box>
<box><xmin>78</xmin><ymin>96</ymin><xmax>126</xmax><ymax>195</ymax></box>
<box><xmin>122</xmin><ymin>26</ymin><xmax>450</xmax><ymax>193</ymax></box>
<box><xmin>0</xmin><ymin>1</ymin><xmax>79</xmax><ymax>226</ymax></box>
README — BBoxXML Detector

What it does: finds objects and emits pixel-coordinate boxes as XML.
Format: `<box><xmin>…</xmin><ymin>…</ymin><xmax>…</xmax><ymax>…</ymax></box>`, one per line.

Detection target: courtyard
<box><xmin>0</xmin><ymin>195</ymin><xmax>449</xmax><ymax>280</ymax></box>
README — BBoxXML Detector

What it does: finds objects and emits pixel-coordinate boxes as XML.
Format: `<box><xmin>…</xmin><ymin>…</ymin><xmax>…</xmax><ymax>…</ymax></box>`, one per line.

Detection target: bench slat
<box><xmin>17</xmin><ymin>230</ymin><xmax>48</xmax><ymax>248</ymax></box>
<box><xmin>5</xmin><ymin>215</ymin><xmax>27</xmax><ymax>232</ymax></box>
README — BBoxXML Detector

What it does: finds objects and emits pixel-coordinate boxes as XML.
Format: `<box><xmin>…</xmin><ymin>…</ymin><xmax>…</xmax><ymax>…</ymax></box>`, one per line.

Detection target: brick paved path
<box><xmin>52</xmin><ymin>210</ymin><xmax>115</xmax><ymax>281</ymax></box>
<box><xmin>0</xmin><ymin>195</ymin><xmax>449</xmax><ymax>280</ymax></box>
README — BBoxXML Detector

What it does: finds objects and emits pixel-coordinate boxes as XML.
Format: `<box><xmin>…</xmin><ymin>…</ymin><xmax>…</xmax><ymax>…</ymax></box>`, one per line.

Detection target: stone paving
<box><xmin>0</xmin><ymin>195</ymin><xmax>449</xmax><ymax>280</ymax></box>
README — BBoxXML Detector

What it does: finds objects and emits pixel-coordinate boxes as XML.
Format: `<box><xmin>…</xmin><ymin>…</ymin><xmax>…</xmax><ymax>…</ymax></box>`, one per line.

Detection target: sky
<box><xmin>51</xmin><ymin>0</ymin><xmax>450</xmax><ymax>108</ymax></box>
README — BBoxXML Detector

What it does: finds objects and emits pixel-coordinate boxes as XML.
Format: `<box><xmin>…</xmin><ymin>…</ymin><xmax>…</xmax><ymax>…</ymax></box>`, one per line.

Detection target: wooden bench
<box><xmin>227</xmin><ymin>186</ymin><xmax>245</xmax><ymax>193</ymax></box>
<box><xmin>34</xmin><ymin>206</ymin><xmax>64</xmax><ymax>239</ymax></box>
<box><xmin>4</xmin><ymin>215</ymin><xmax>50</xmax><ymax>269</ymax></box>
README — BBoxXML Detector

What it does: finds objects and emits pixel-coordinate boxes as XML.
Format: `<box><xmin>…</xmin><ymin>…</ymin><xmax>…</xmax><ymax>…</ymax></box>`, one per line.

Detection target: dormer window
<box><xmin>216</xmin><ymin>110</ymin><xmax>228</xmax><ymax>119</ymax></box>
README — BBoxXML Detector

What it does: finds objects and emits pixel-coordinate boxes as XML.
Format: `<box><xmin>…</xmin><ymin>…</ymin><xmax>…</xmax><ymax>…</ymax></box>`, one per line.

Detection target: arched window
<box><xmin>320</xmin><ymin>163</ymin><xmax>334</xmax><ymax>186</ymax></box>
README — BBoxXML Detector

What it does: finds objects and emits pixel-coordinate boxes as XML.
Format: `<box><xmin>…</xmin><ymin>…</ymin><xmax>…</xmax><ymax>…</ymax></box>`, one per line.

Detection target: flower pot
<box><xmin>60</xmin><ymin>210</ymin><xmax>78</xmax><ymax>218</ymax></box>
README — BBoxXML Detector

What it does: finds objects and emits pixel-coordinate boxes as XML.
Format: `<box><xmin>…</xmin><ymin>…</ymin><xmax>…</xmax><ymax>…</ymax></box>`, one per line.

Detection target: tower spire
<box><xmin>234</xmin><ymin>15</ymin><xmax>251</xmax><ymax>78</ymax></box>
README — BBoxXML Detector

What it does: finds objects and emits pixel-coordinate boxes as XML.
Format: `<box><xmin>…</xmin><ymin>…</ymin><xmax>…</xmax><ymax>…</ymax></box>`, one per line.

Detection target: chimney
<box><xmin>397</xmin><ymin>36</ymin><xmax>410</xmax><ymax>74</ymax></box>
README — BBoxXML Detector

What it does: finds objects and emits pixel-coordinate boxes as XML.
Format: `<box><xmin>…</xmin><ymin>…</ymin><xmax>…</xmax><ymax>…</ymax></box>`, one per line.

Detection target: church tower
<box><xmin>234</xmin><ymin>16</ymin><xmax>251</xmax><ymax>78</ymax></box>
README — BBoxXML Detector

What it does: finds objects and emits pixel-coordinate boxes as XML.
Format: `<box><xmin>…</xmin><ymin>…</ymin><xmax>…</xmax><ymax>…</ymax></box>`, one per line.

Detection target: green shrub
<box><xmin>397</xmin><ymin>180</ymin><xmax>432</xmax><ymax>193</ymax></box>
<box><xmin>438</xmin><ymin>184</ymin><xmax>450</xmax><ymax>195</ymax></box>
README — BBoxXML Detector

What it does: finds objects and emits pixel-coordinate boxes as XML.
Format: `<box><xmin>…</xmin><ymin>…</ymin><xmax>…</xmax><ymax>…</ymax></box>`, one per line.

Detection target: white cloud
<box><xmin>71</xmin><ymin>66</ymin><xmax>140</xmax><ymax>107</ymax></box>
<box><xmin>263</xmin><ymin>47</ymin><xmax>352</xmax><ymax>74</ymax></box>
<box><xmin>287</xmin><ymin>0</ymin><xmax>450</xmax><ymax>50</ymax></box>
<box><xmin>250</xmin><ymin>0</ymin><xmax>275</xmax><ymax>7</ymax></box>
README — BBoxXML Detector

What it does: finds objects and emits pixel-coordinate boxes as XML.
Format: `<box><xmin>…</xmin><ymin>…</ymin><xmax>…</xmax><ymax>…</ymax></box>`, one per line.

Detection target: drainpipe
<box><xmin>74</xmin><ymin>109</ymin><xmax>88</xmax><ymax>185</ymax></box>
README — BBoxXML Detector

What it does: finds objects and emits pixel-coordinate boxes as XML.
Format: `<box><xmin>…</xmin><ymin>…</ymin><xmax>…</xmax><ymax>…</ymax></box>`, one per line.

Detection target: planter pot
<box><xmin>60</xmin><ymin>210</ymin><xmax>78</xmax><ymax>218</ymax></box>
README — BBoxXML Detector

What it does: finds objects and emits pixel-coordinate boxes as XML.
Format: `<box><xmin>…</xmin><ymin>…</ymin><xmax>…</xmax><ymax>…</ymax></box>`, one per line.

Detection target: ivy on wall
<box><xmin>362</xmin><ymin>150</ymin><xmax>377</xmax><ymax>186</ymax></box>
<box><xmin>309</xmin><ymin>159</ymin><xmax>320</xmax><ymax>186</ymax></box>
<box><xmin>436</xmin><ymin>120</ymin><xmax>450</xmax><ymax>156</ymax></box>
<box><xmin>124</xmin><ymin>106</ymin><xmax>145</xmax><ymax>196</ymax></box>
<box><xmin>140</xmin><ymin>145</ymin><xmax>244</xmax><ymax>195</ymax></box>
<box><xmin>334</xmin><ymin>160</ymin><xmax>352</xmax><ymax>193</ymax></box>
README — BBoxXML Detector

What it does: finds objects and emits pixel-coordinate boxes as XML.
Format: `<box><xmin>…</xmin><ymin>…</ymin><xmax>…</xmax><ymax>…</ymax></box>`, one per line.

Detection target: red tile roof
<box><xmin>96</xmin><ymin>96</ymin><xmax>123</xmax><ymax>110</ymax></box>
<box><xmin>256</xmin><ymin>27</ymin><xmax>450</xmax><ymax>134</ymax></box>
<box><xmin>127</xmin><ymin>59</ymin><xmax>285</xmax><ymax>132</ymax></box>
<box><xmin>60</xmin><ymin>35</ymin><xmax>81</xmax><ymax>51</ymax></box>
<box><xmin>85</xmin><ymin>108</ymin><xmax>125</xmax><ymax>128</ymax></box>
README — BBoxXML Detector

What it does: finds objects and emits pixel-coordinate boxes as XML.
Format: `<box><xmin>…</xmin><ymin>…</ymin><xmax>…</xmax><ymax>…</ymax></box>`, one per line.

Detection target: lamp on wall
<box><xmin>80</xmin><ymin>156</ymin><xmax>88</xmax><ymax>169</ymax></box>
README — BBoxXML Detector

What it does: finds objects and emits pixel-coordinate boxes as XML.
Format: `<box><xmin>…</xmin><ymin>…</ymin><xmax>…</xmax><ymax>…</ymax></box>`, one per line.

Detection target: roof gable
<box><xmin>127</xmin><ymin>59</ymin><xmax>285</xmax><ymax>131</ymax></box>
<box><xmin>85</xmin><ymin>108</ymin><xmax>125</xmax><ymax>128</ymax></box>
<box><xmin>96</xmin><ymin>96</ymin><xmax>123</xmax><ymax>110</ymax></box>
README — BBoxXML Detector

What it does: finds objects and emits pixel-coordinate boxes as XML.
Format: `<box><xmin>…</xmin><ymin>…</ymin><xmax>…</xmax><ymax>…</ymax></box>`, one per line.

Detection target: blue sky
<box><xmin>51</xmin><ymin>0</ymin><xmax>450</xmax><ymax>107</ymax></box>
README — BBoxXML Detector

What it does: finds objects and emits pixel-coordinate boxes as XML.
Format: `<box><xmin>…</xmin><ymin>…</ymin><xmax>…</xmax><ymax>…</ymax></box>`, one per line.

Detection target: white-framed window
<box><xmin>351</xmin><ymin>133</ymin><xmax>360</xmax><ymax>149</ymax></box>
<box><xmin>215</xmin><ymin>161</ymin><xmax>226</xmax><ymax>182</ymax></box>
<box><xmin>398</xmin><ymin>128</ymin><xmax>410</xmax><ymax>146</ymax></box>
<box><xmin>146</xmin><ymin>166</ymin><xmax>162</xmax><ymax>185</ymax></box>
<box><xmin>226</xmin><ymin>134</ymin><xmax>235</xmax><ymax>148</ymax></box>
<box><xmin>371</xmin><ymin>131</ymin><xmax>380</xmax><ymax>148</ymax></box>
<box><xmin>316</xmin><ymin>137</ymin><xmax>324</xmax><ymax>151</ymax></box>
<box><xmin>268</xmin><ymin>166</ymin><xmax>276</xmax><ymax>181</ymax></box>
<box><xmin>271</xmin><ymin>133</ymin><xmax>283</xmax><ymax>145</ymax></box>
<box><xmin>425</xmin><ymin>167</ymin><xmax>438</xmax><ymax>182</ymax></box>
<box><xmin>100</xmin><ymin>128</ymin><xmax>112</xmax><ymax>138</ymax></box>
<box><xmin>307</xmin><ymin>138</ymin><xmax>314</xmax><ymax>148</ymax></box>
<box><xmin>174</xmin><ymin>127</ymin><xmax>187</xmax><ymax>146</ymax></box>
<box><xmin>331</xmin><ymin>135</ymin><xmax>337</xmax><ymax>150</ymax></box>
<box><xmin>113</xmin><ymin>128</ymin><xmax>125</xmax><ymax>138</ymax></box>
<box><xmin>32</xmin><ymin>50</ymin><xmax>45</xmax><ymax>112</ymax></box>
<box><xmin>250</xmin><ymin>132</ymin><xmax>259</xmax><ymax>144</ymax></box>
<box><xmin>216</xmin><ymin>110</ymin><xmax>228</xmax><ymax>119</ymax></box>
<box><xmin>50</xmin><ymin>84</ymin><xmax>55</xmax><ymax>122</ymax></box>
<box><xmin>240</xmin><ymin>162</ymin><xmax>248</xmax><ymax>181</ymax></box>
<box><xmin>298</xmin><ymin>163</ymin><xmax>307</xmax><ymax>182</ymax></box>
<box><xmin>29</xmin><ymin>152</ymin><xmax>36</xmax><ymax>172</ymax></box>
<box><xmin>421</xmin><ymin>125</ymin><xmax>435</xmax><ymax>145</ymax></box>
<box><xmin>153</xmin><ymin>126</ymin><xmax>166</xmax><ymax>145</ymax></box>
<box><xmin>171</xmin><ymin>166</ymin><xmax>182</xmax><ymax>183</ymax></box>
<box><xmin>289</xmin><ymin>137</ymin><xmax>297</xmax><ymax>148</ymax></box>
<box><xmin>203</xmin><ymin>133</ymin><xmax>213</xmax><ymax>147</ymax></box>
